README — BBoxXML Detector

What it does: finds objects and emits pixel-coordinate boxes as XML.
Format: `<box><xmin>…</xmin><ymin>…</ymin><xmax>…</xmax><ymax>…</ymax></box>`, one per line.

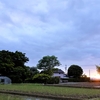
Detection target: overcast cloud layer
<box><xmin>0</xmin><ymin>0</ymin><xmax>100</xmax><ymax>76</ymax></box>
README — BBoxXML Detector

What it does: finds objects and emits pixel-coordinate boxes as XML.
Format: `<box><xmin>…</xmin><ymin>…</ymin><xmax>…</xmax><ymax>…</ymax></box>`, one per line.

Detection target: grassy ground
<box><xmin>0</xmin><ymin>93</ymin><xmax>51</xmax><ymax>100</ymax></box>
<box><xmin>0</xmin><ymin>83</ymin><xmax>100</xmax><ymax>99</ymax></box>
<box><xmin>0</xmin><ymin>93</ymin><xmax>24</xmax><ymax>100</ymax></box>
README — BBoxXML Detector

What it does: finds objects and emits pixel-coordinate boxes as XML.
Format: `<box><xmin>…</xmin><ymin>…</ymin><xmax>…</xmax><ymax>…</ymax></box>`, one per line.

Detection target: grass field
<box><xmin>0</xmin><ymin>83</ymin><xmax>100</xmax><ymax>99</ymax></box>
<box><xmin>0</xmin><ymin>93</ymin><xmax>52</xmax><ymax>100</ymax></box>
<box><xmin>0</xmin><ymin>94</ymin><xmax>24</xmax><ymax>100</ymax></box>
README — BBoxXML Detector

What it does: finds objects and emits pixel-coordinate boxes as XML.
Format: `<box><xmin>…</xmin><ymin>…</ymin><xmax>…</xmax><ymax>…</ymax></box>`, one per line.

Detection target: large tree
<box><xmin>12</xmin><ymin>51</ymin><xmax>29</xmax><ymax>67</ymax></box>
<box><xmin>37</xmin><ymin>55</ymin><xmax>60</xmax><ymax>75</ymax></box>
<box><xmin>30</xmin><ymin>67</ymin><xmax>39</xmax><ymax>76</ymax></box>
<box><xmin>0</xmin><ymin>50</ymin><xmax>29</xmax><ymax>82</ymax></box>
<box><xmin>68</xmin><ymin>65</ymin><xmax>83</xmax><ymax>78</ymax></box>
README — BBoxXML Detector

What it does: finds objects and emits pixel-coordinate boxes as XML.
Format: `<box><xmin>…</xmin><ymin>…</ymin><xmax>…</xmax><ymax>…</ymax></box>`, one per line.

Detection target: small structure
<box><xmin>0</xmin><ymin>76</ymin><xmax>11</xmax><ymax>84</ymax></box>
<box><xmin>52</xmin><ymin>69</ymin><xmax>69</xmax><ymax>83</ymax></box>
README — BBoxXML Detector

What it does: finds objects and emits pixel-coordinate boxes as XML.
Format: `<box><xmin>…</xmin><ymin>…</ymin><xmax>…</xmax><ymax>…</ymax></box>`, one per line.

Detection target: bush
<box><xmin>32</xmin><ymin>74</ymin><xmax>50</xmax><ymax>84</ymax></box>
<box><xmin>32</xmin><ymin>74</ymin><xmax>60</xmax><ymax>84</ymax></box>
<box><xmin>61</xmin><ymin>78</ymin><xmax>68</xmax><ymax>83</ymax></box>
<box><xmin>53</xmin><ymin>77</ymin><xmax>60</xmax><ymax>84</ymax></box>
<box><xmin>47</xmin><ymin>77</ymin><xmax>60</xmax><ymax>84</ymax></box>
<box><xmin>25</xmin><ymin>78</ymin><xmax>33</xmax><ymax>83</ymax></box>
<box><xmin>9</xmin><ymin>75</ymin><xmax>22</xmax><ymax>83</ymax></box>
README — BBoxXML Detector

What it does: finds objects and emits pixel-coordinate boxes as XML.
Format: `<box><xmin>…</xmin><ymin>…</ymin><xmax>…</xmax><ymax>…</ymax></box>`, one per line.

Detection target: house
<box><xmin>52</xmin><ymin>69</ymin><xmax>69</xmax><ymax>82</ymax></box>
<box><xmin>0</xmin><ymin>76</ymin><xmax>11</xmax><ymax>84</ymax></box>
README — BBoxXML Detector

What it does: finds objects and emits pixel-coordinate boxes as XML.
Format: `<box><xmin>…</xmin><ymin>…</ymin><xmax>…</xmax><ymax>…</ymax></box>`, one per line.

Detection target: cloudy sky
<box><xmin>0</xmin><ymin>0</ymin><xmax>100</xmax><ymax>77</ymax></box>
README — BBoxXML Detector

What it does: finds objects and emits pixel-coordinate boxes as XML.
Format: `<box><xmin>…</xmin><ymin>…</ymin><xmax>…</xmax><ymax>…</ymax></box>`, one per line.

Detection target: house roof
<box><xmin>53</xmin><ymin>69</ymin><xmax>64</xmax><ymax>74</ymax></box>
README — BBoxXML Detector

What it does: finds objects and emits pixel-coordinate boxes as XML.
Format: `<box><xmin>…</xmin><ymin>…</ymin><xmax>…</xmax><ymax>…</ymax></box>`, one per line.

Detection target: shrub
<box><xmin>9</xmin><ymin>75</ymin><xmax>22</xmax><ymax>83</ymax></box>
<box><xmin>32</xmin><ymin>74</ymin><xmax>50</xmax><ymax>84</ymax></box>
<box><xmin>47</xmin><ymin>77</ymin><xmax>60</xmax><ymax>84</ymax></box>
<box><xmin>25</xmin><ymin>78</ymin><xmax>33</xmax><ymax>83</ymax></box>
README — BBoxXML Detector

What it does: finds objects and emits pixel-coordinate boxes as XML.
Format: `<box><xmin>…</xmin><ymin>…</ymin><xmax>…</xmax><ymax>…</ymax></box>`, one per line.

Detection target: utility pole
<box><xmin>65</xmin><ymin>65</ymin><xmax>67</xmax><ymax>74</ymax></box>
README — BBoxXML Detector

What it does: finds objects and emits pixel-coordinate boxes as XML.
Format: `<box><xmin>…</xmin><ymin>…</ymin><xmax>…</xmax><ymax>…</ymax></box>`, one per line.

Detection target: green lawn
<box><xmin>0</xmin><ymin>84</ymin><xmax>100</xmax><ymax>99</ymax></box>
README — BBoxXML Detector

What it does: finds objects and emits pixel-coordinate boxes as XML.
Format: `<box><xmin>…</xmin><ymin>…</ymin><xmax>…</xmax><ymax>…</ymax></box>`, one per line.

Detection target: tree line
<box><xmin>0</xmin><ymin>50</ymin><xmax>99</xmax><ymax>83</ymax></box>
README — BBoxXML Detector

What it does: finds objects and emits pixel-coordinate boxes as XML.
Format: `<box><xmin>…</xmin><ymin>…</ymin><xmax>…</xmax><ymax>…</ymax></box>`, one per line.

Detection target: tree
<box><xmin>37</xmin><ymin>55</ymin><xmax>60</xmax><ymax>75</ymax></box>
<box><xmin>0</xmin><ymin>50</ymin><xmax>14</xmax><ymax>76</ymax></box>
<box><xmin>30</xmin><ymin>67</ymin><xmax>39</xmax><ymax>76</ymax></box>
<box><xmin>12</xmin><ymin>51</ymin><xmax>29</xmax><ymax>67</ymax></box>
<box><xmin>68</xmin><ymin>65</ymin><xmax>83</xmax><ymax>78</ymax></box>
<box><xmin>0</xmin><ymin>50</ymin><xmax>29</xmax><ymax>83</ymax></box>
<box><xmin>96</xmin><ymin>65</ymin><xmax>100</xmax><ymax>74</ymax></box>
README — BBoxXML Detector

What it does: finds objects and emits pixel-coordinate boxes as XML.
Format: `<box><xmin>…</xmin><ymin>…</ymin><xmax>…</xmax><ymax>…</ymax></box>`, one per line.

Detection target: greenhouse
<box><xmin>0</xmin><ymin>76</ymin><xmax>11</xmax><ymax>84</ymax></box>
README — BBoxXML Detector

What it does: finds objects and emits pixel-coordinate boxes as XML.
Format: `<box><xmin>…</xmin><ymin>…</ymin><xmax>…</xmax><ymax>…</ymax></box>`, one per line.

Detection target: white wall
<box><xmin>53</xmin><ymin>73</ymin><xmax>67</xmax><ymax>78</ymax></box>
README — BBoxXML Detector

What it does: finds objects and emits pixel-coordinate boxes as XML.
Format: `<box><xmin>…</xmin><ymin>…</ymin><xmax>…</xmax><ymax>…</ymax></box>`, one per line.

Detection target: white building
<box><xmin>52</xmin><ymin>69</ymin><xmax>69</xmax><ymax>82</ymax></box>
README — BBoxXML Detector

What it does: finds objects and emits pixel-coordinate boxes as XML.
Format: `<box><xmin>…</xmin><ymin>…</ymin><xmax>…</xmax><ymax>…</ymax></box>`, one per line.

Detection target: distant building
<box><xmin>0</xmin><ymin>76</ymin><xmax>11</xmax><ymax>84</ymax></box>
<box><xmin>52</xmin><ymin>69</ymin><xmax>69</xmax><ymax>82</ymax></box>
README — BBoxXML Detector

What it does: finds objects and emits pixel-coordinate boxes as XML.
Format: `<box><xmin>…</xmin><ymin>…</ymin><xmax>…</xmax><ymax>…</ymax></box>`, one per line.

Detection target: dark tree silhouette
<box><xmin>68</xmin><ymin>65</ymin><xmax>83</xmax><ymax>78</ymax></box>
